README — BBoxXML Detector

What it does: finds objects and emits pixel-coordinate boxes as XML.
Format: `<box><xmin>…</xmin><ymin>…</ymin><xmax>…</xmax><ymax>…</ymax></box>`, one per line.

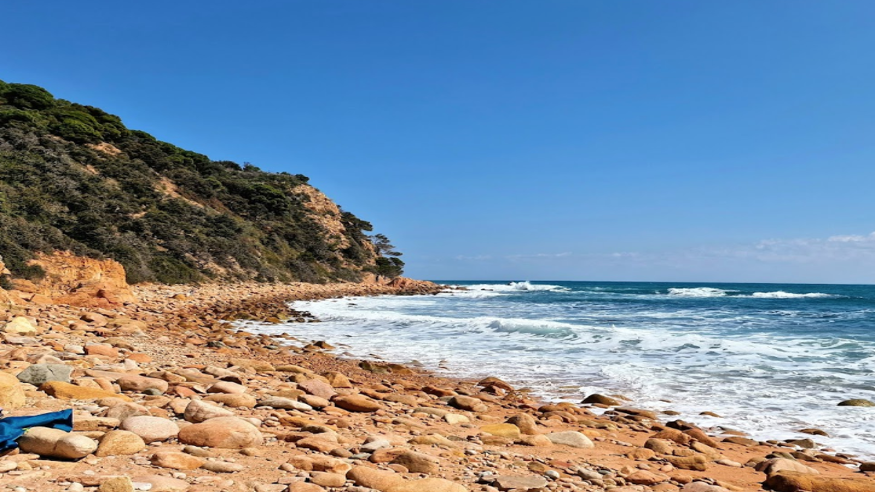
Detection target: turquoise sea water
<box><xmin>246</xmin><ymin>281</ymin><xmax>875</xmax><ymax>458</ymax></box>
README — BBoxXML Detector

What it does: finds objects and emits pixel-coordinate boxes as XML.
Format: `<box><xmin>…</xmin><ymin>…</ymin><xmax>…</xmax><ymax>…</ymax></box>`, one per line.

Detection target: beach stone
<box><xmin>99</xmin><ymin>477</ymin><xmax>134</xmax><ymax>492</ymax></box>
<box><xmin>202</xmin><ymin>461</ymin><xmax>245</xmax><ymax>473</ymax></box>
<box><xmin>207</xmin><ymin>381</ymin><xmax>247</xmax><ymax>394</ymax></box>
<box><xmin>0</xmin><ymin>372</ymin><xmax>25</xmax><ymax>409</ymax></box>
<box><xmin>86</xmin><ymin>344</ymin><xmax>119</xmax><ymax>357</ymax></box>
<box><xmin>150</xmin><ymin>450</ymin><xmax>204</xmax><ymax>470</ymax></box>
<box><xmin>387</xmin><ymin>478</ymin><xmax>468</xmax><ymax>492</ymax></box>
<box><xmin>347</xmin><ymin>466</ymin><xmax>404</xmax><ymax>490</ymax></box>
<box><xmin>96</xmin><ymin>430</ymin><xmax>146</xmax><ymax>456</ymax></box>
<box><xmin>287</xmin><ymin>483</ymin><xmax>325</xmax><ymax>492</ymax></box>
<box><xmin>666</xmin><ymin>455</ymin><xmax>709</xmax><ymax>471</ymax></box>
<box><xmin>626</xmin><ymin>470</ymin><xmax>670</xmax><ymax>486</ymax></box>
<box><xmin>42</xmin><ymin>381</ymin><xmax>129</xmax><ymax>400</ymax></box>
<box><xmin>334</xmin><ymin>394</ymin><xmax>383</xmax><ymax>412</ymax></box>
<box><xmin>721</xmin><ymin>436</ymin><xmax>757</xmax><ymax>447</ymax></box>
<box><xmin>203</xmin><ymin>393</ymin><xmax>257</xmax><ymax>408</ymax></box>
<box><xmin>682</xmin><ymin>483</ymin><xmax>731</xmax><ymax>492</ymax></box>
<box><xmin>18</xmin><ymin>426</ymin><xmax>97</xmax><ymax>459</ymax></box>
<box><xmin>481</xmin><ymin>423</ymin><xmax>521</xmax><ymax>439</ymax></box>
<box><xmin>177</xmin><ymin>416</ymin><xmax>263</xmax><ymax>448</ymax></box>
<box><xmin>391</xmin><ymin>450</ymin><xmax>440</xmax><ymax>474</ymax></box>
<box><xmin>300</xmin><ymin>394</ymin><xmax>330</xmax><ymax>409</ymax></box>
<box><xmin>184</xmin><ymin>399</ymin><xmax>234</xmax><ymax>422</ymax></box>
<box><xmin>493</xmin><ymin>475</ymin><xmax>548</xmax><ymax>490</ymax></box>
<box><xmin>17</xmin><ymin>363</ymin><xmax>73</xmax><ymax>386</ymax></box>
<box><xmin>505</xmin><ymin>413</ymin><xmax>538</xmax><ymax>435</ymax></box>
<box><xmin>448</xmin><ymin>395</ymin><xmax>487</xmax><ymax>412</ymax></box>
<box><xmin>298</xmin><ymin>435</ymin><xmax>340</xmax><ymax>453</ymax></box>
<box><xmin>229</xmin><ymin>358</ymin><xmax>275</xmax><ymax>372</ymax></box>
<box><xmin>545</xmin><ymin>431</ymin><xmax>594</xmax><ymax>448</ymax></box>
<box><xmin>410</xmin><ymin>434</ymin><xmax>456</xmax><ymax>447</ymax></box>
<box><xmin>3</xmin><ymin>317</ymin><xmax>37</xmax><ymax>335</ymax></box>
<box><xmin>132</xmin><ymin>475</ymin><xmax>189</xmax><ymax>492</ymax></box>
<box><xmin>653</xmin><ymin>428</ymin><xmax>693</xmax><ymax>445</ymax></box>
<box><xmin>259</xmin><ymin>396</ymin><xmax>312</xmax><ymax>411</ymax></box>
<box><xmin>118</xmin><ymin>375</ymin><xmax>169</xmax><ymax>394</ymax></box>
<box><xmin>684</xmin><ymin>428</ymin><xmax>721</xmax><ymax>448</ymax></box>
<box><xmin>299</xmin><ymin>379</ymin><xmax>337</xmax><ymax>399</ymax></box>
<box><xmin>311</xmin><ymin>472</ymin><xmax>346</xmax><ymax>487</ymax></box>
<box><xmin>101</xmin><ymin>401</ymin><xmax>151</xmax><ymax>421</ymax></box>
<box><xmin>325</xmin><ymin>371</ymin><xmax>353</xmax><ymax>388</ymax></box>
<box><xmin>444</xmin><ymin>413</ymin><xmax>469</xmax><ymax>425</ymax></box>
<box><xmin>756</xmin><ymin>458</ymin><xmax>819</xmax><ymax>476</ymax></box>
<box><xmin>764</xmin><ymin>472</ymin><xmax>875</xmax><ymax>492</ymax></box>
<box><xmin>837</xmin><ymin>399</ymin><xmax>875</xmax><ymax>407</ymax></box>
<box><xmin>582</xmin><ymin>393</ymin><xmax>621</xmax><ymax>406</ymax></box>
<box><xmin>120</xmin><ymin>416</ymin><xmax>179</xmax><ymax>443</ymax></box>
<box><xmin>517</xmin><ymin>434</ymin><xmax>553</xmax><ymax>447</ymax></box>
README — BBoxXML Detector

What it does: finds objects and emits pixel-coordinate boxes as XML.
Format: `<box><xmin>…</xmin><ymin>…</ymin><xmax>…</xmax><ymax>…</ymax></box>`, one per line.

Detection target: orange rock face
<box><xmin>25</xmin><ymin>252</ymin><xmax>136</xmax><ymax>308</ymax></box>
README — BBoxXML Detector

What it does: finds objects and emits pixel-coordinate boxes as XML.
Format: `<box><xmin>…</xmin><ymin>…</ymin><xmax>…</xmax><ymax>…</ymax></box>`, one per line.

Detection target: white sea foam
<box><xmin>459</xmin><ymin>281</ymin><xmax>571</xmax><ymax>293</ymax></box>
<box><xmin>666</xmin><ymin>287</ymin><xmax>732</xmax><ymax>297</ymax></box>
<box><xmin>241</xmin><ymin>289</ymin><xmax>875</xmax><ymax>459</ymax></box>
<box><xmin>750</xmin><ymin>291</ymin><xmax>834</xmax><ymax>299</ymax></box>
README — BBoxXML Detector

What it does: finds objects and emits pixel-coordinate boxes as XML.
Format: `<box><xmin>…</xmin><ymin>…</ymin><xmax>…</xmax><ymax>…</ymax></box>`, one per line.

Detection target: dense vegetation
<box><xmin>0</xmin><ymin>79</ymin><xmax>404</xmax><ymax>284</ymax></box>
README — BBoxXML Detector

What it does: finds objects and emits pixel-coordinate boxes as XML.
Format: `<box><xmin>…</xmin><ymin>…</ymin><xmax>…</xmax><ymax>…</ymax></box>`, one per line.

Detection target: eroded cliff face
<box><xmin>293</xmin><ymin>184</ymin><xmax>350</xmax><ymax>249</ymax></box>
<box><xmin>11</xmin><ymin>252</ymin><xmax>136</xmax><ymax>308</ymax></box>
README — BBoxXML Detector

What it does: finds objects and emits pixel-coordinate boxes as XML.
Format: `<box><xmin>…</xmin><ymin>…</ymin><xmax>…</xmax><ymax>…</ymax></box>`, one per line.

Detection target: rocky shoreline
<box><xmin>0</xmin><ymin>279</ymin><xmax>873</xmax><ymax>492</ymax></box>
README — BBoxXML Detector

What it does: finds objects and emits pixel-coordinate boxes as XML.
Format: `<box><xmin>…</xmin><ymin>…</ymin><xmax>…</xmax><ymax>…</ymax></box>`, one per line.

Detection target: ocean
<box><xmin>245</xmin><ymin>280</ymin><xmax>875</xmax><ymax>459</ymax></box>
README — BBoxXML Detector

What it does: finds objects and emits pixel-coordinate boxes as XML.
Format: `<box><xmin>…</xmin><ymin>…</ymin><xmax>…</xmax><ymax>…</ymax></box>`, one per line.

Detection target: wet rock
<box><xmin>96</xmin><ymin>430</ymin><xmax>146</xmax><ymax>456</ymax></box>
<box><xmin>545</xmin><ymin>431</ymin><xmax>594</xmax><ymax>448</ymax></box>
<box><xmin>177</xmin><ymin>416</ymin><xmax>263</xmax><ymax>448</ymax></box>
<box><xmin>120</xmin><ymin>416</ymin><xmax>180</xmax><ymax>443</ymax></box>
<box><xmin>16</xmin><ymin>364</ymin><xmax>73</xmax><ymax>386</ymax></box>
<box><xmin>18</xmin><ymin>426</ymin><xmax>98</xmax><ymax>459</ymax></box>
<box><xmin>582</xmin><ymin>393</ymin><xmax>621</xmax><ymax>406</ymax></box>
<box><xmin>838</xmin><ymin>399</ymin><xmax>875</xmax><ymax>407</ymax></box>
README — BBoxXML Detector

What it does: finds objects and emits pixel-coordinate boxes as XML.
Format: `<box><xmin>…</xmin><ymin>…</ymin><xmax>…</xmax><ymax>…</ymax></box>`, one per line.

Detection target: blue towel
<box><xmin>0</xmin><ymin>409</ymin><xmax>74</xmax><ymax>451</ymax></box>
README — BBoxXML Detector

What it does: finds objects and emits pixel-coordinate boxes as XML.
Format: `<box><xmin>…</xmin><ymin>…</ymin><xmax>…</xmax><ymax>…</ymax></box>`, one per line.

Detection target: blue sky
<box><xmin>3</xmin><ymin>1</ymin><xmax>874</xmax><ymax>283</ymax></box>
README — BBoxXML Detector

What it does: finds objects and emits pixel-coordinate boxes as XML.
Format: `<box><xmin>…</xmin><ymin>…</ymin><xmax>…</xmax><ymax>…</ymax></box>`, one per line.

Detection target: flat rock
<box><xmin>132</xmin><ymin>475</ymin><xmax>189</xmax><ymax>492</ymax></box>
<box><xmin>203</xmin><ymin>393</ymin><xmax>257</xmax><ymax>408</ymax></box>
<box><xmin>120</xmin><ymin>416</ymin><xmax>179</xmax><ymax>443</ymax></box>
<box><xmin>17</xmin><ymin>364</ymin><xmax>73</xmax><ymax>386</ymax></box>
<box><xmin>207</xmin><ymin>381</ymin><xmax>246</xmax><ymax>394</ymax></box>
<box><xmin>118</xmin><ymin>375</ymin><xmax>169</xmax><ymax>394</ymax></box>
<box><xmin>493</xmin><ymin>475</ymin><xmax>548</xmax><ymax>491</ymax></box>
<box><xmin>391</xmin><ymin>450</ymin><xmax>440</xmax><ymax>474</ymax></box>
<box><xmin>347</xmin><ymin>466</ymin><xmax>404</xmax><ymax>491</ymax></box>
<box><xmin>755</xmin><ymin>458</ymin><xmax>819</xmax><ymax>476</ymax></box>
<box><xmin>150</xmin><ymin>451</ymin><xmax>205</xmax><ymax>470</ymax></box>
<box><xmin>258</xmin><ymin>396</ymin><xmax>312</xmax><ymax>411</ymax></box>
<box><xmin>298</xmin><ymin>379</ymin><xmax>337</xmax><ymax>399</ymax></box>
<box><xmin>177</xmin><ymin>416</ymin><xmax>263</xmax><ymax>448</ymax></box>
<box><xmin>387</xmin><ymin>478</ymin><xmax>468</xmax><ymax>492</ymax></box>
<box><xmin>545</xmin><ymin>431</ymin><xmax>594</xmax><ymax>448</ymax></box>
<box><xmin>42</xmin><ymin>381</ymin><xmax>129</xmax><ymax>401</ymax></box>
<box><xmin>481</xmin><ymin>423</ymin><xmax>521</xmax><ymax>439</ymax></box>
<box><xmin>3</xmin><ymin>316</ymin><xmax>38</xmax><ymax>335</ymax></box>
<box><xmin>334</xmin><ymin>394</ymin><xmax>383</xmax><ymax>412</ymax></box>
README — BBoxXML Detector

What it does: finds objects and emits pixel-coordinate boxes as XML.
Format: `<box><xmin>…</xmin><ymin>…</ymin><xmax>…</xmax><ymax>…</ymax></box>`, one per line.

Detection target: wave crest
<box><xmin>751</xmin><ymin>291</ymin><xmax>834</xmax><ymax>299</ymax></box>
<box><xmin>667</xmin><ymin>287</ymin><xmax>731</xmax><ymax>297</ymax></box>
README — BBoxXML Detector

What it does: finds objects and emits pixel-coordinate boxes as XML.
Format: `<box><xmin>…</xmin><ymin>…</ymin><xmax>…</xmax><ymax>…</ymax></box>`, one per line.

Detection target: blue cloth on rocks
<box><xmin>0</xmin><ymin>409</ymin><xmax>73</xmax><ymax>451</ymax></box>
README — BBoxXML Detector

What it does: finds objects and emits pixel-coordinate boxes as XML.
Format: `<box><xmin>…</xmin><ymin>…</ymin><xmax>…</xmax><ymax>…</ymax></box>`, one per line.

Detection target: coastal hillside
<box><xmin>0</xmin><ymin>80</ymin><xmax>404</xmax><ymax>284</ymax></box>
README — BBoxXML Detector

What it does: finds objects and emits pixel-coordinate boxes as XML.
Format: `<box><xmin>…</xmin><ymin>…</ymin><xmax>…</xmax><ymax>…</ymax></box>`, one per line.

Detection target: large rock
<box><xmin>837</xmin><ymin>399</ymin><xmax>875</xmax><ymax>407</ymax></box>
<box><xmin>299</xmin><ymin>379</ymin><xmax>337</xmax><ymax>399</ymax></box>
<box><xmin>545</xmin><ymin>431</ymin><xmax>594</xmax><ymax>448</ymax></box>
<box><xmin>391</xmin><ymin>450</ymin><xmax>440</xmax><ymax>474</ymax></box>
<box><xmin>18</xmin><ymin>426</ymin><xmax>97</xmax><ymax>459</ymax></box>
<box><xmin>764</xmin><ymin>472</ymin><xmax>875</xmax><ymax>492</ymax></box>
<box><xmin>333</xmin><ymin>394</ymin><xmax>383</xmax><ymax>412</ymax></box>
<box><xmin>17</xmin><ymin>364</ymin><xmax>73</xmax><ymax>386</ymax></box>
<box><xmin>481</xmin><ymin>424</ymin><xmax>521</xmax><ymax>440</ymax></box>
<box><xmin>184</xmin><ymin>399</ymin><xmax>234</xmax><ymax>422</ymax></box>
<box><xmin>150</xmin><ymin>451</ymin><xmax>205</xmax><ymax>470</ymax></box>
<box><xmin>387</xmin><ymin>478</ymin><xmax>468</xmax><ymax>492</ymax></box>
<box><xmin>96</xmin><ymin>430</ymin><xmax>146</xmax><ymax>456</ymax></box>
<box><xmin>347</xmin><ymin>466</ymin><xmax>404</xmax><ymax>491</ymax></box>
<box><xmin>492</xmin><ymin>475</ymin><xmax>548</xmax><ymax>491</ymax></box>
<box><xmin>0</xmin><ymin>372</ymin><xmax>25</xmax><ymax>409</ymax></box>
<box><xmin>41</xmin><ymin>381</ymin><xmax>129</xmax><ymax>401</ymax></box>
<box><xmin>177</xmin><ymin>417</ymin><xmax>263</xmax><ymax>448</ymax></box>
<box><xmin>448</xmin><ymin>395</ymin><xmax>487</xmax><ymax>412</ymax></box>
<box><xmin>120</xmin><ymin>416</ymin><xmax>179</xmax><ymax>443</ymax></box>
<box><xmin>26</xmin><ymin>252</ymin><xmax>136</xmax><ymax>308</ymax></box>
<box><xmin>3</xmin><ymin>317</ymin><xmax>37</xmax><ymax>335</ymax></box>
<box><xmin>582</xmin><ymin>393</ymin><xmax>621</xmax><ymax>406</ymax></box>
<box><xmin>118</xmin><ymin>375</ymin><xmax>169</xmax><ymax>394</ymax></box>
<box><xmin>756</xmin><ymin>458</ymin><xmax>820</xmax><ymax>476</ymax></box>
<box><xmin>505</xmin><ymin>413</ymin><xmax>538</xmax><ymax>435</ymax></box>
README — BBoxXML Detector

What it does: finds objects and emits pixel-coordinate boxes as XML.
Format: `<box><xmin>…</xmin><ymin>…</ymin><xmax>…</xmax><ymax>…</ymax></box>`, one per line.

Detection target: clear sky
<box><xmin>3</xmin><ymin>1</ymin><xmax>874</xmax><ymax>283</ymax></box>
